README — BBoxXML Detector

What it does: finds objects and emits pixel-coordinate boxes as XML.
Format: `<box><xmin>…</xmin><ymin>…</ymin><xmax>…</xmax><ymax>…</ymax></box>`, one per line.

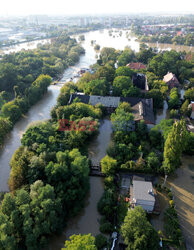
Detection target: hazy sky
<box><xmin>1</xmin><ymin>0</ymin><xmax>194</xmax><ymax>16</ymax></box>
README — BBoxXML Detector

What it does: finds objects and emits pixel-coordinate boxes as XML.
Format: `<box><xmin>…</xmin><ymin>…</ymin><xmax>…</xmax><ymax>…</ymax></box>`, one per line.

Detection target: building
<box><xmin>69</xmin><ymin>93</ymin><xmax>155</xmax><ymax>125</ymax></box>
<box><xmin>127</xmin><ymin>62</ymin><xmax>147</xmax><ymax>70</ymax></box>
<box><xmin>189</xmin><ymin>101</ymin><xmax>194</xmax><ymax>119</ymax></box>
<box><xmin>121</xmin><ymin>97</ymin><xmax>154</xmax><ymax>125</ymax></box>
<box><xmin>163</xmin><ymin>72</ymin><xmax>180</xmax><ymax>90</ymax></box>
<box><xmin>132</xmin><ymin>73</ymin><xmax>149</xmax><ymax>92</ymax></box>
<box><xmin>131</xmin><ymin>180</ymin><xmax>155</xmax><ymax>213</ymax></box>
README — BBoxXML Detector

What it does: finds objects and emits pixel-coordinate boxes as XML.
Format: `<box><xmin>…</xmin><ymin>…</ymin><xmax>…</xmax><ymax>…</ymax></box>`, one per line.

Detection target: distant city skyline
<box><xmin>1</xmin><ymin>0</ymin><xmax>194</xmax><ymax>16</ymax></box>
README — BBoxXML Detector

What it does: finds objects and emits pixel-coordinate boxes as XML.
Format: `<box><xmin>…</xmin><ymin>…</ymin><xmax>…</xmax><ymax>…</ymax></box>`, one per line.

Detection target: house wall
<box><xmin>191</xmin><ymin>111</ymin><xmax>194</xmax><ymax>119</ymax></box>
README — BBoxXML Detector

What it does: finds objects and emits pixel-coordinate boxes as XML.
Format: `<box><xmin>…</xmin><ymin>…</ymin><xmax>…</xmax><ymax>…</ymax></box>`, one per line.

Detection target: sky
<box><xmin>1</xmin><ymin>0</ymin><xmax>194</xmax><ymax>16</ymax></box>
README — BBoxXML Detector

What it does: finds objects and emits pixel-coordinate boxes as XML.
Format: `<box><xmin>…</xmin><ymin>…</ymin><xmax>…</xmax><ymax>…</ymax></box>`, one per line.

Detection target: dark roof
<box><xmin>68</xmin><ymin>94</ymin><xmax>155</xmax><ymax>124</ymax></box>
<box><xmin>120</xmin><ymin>97</ymin><xmax>153</xmax><ymax>109</ymax></box>
<box><xmin>69</xmin><ymin>93</ymin><xmax>90</xmax><ymax>104</ymax></box>
<box><xmin>132</xmin><ymin>73</ymin><xmax>147</xmax><ymax>90</ymax></box>
<box><xmin>132</xmin><ymin>101</ymin><xmax>155</xmax><ymax>124</ymax></box>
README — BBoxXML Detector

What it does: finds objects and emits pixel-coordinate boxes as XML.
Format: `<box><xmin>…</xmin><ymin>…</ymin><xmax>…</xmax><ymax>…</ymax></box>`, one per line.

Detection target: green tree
<box><xmin>163</xmin><ymin>120</ymin><xmax>189</xmax><ymax>173</ymax></box>
<box><xmin>1</xmin><ymin>101</ymin><xmax>21</xmax><ymax>123</ymax></box>
<box><xmin>63</xmin><ymin>234</ymin><xmax>97</xmax><ymax>250</ymax></box>
<box><xmin>113</xmin><ymin>76</ymin><xmax>132</xmax><ymax>96</ymax></box>
<box><xmin>0</xmin><ymin>117</ymin><xmax>12</xmax><ymax>145</ymax></box>
<box><xmin>115</xmin><ymin>66</ymin><xmax>134</xmax><ymax>78</ymax></box>
<box><xmin>184</xmin><ymin>87</ymin><xmax>194</xmax><ymax>102</ymax></box>
<box><xmin>95</xmin><ymin>234</ymin><xmax>107</xmax><ymax>249</ymax></box>
<box><xmin>101</xmin><ymin>155</ymin><xmax>117</xmax><ymax>175</ymax></box>
<box><xmin>99</xmin><ymin>47</ymin><xmax>118</xmax><ymax>64</ymax></box>
<box><xmin>146</xmin><ymin>152</ymin><xmax>160</xmax><ymax>172</ymax></box>
<box><xmin>83</xmin><ymin>79</ymin><xmax>109</xmax><ymax>96</ymax></box>
<box><xmin>118</xmin><ymin>48</ymin><xmax>135</xmax><ymax>67</ymax></box>
<box><xmin>180</xmin><ymin>99</ymin><xmax>191</xmax><ymax>117</ymax></box>
<box><xmin>121</xmin><ymin>206</ymin><xmax>159</xmax><ymax>250</ymax></box>
<box><xmin>145</xmin><ymin>89</ymin><xmax>164</xmax><ymax>109</ymax></box>
<box><xmin>168</xmin><ymin>88</ymin><xmax>179</xmax><ymax>110</ymax></box>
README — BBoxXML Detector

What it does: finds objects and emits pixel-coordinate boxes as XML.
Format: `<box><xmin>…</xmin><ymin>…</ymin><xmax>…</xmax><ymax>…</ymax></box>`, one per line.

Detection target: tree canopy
<box><xmin>121</xmin><ymin>206</ymin><xmax>159</xmax><ymax>250</ymax></box>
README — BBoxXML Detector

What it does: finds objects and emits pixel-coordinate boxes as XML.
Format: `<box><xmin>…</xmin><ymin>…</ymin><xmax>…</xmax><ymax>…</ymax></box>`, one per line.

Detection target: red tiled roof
<box><xmin>126</xmin><ymin>62</ymin><xmax>147</xmax><ymax>70</ymax></box>
<box><xmin>192</xmin><ymin>102</ymin><xmax>194</xmax><ymax>112</ymax></box>
<box><xmin>177</xmin><ymin>31</ymin><xmax>182</xmax><ymax>36</ymax></box>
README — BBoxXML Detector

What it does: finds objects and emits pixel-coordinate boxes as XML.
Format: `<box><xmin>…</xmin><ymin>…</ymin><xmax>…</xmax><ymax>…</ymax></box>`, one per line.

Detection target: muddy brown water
<box><xmin>167</xmin><ymin>156</ymin><xmax>194</xmax><ymax>250</ymax></box>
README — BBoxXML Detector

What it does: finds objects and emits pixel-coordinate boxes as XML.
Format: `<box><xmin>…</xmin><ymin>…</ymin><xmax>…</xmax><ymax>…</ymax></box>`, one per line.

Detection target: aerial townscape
<box><xmin>0</xmin><ymin>1</ymin><xmax>193</xmax><ymax>250</ymax></box>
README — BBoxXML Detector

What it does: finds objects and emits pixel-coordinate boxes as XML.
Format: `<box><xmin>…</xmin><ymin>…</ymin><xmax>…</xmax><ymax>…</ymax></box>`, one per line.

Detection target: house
<box><xmin>163</xmin><ymin>72</ymin><xmax>180</xmax><ymax>90</ymax></box>
<box><xmin>121</xmin><ymin>97</ymin><xmax>155</xmax><ymax>125</ymax></box>
<box><xmin>69</xmin><ymin>94</ymin><xmax>155</xmax><ymax>125</ymax></box>
<box><xmin>189</xmin><ymin>101</ymin><xmax>194</xmax><ymax>119</ymax></box>
<box><xmin>131</xmin><ymin>180</ymin><xmax>155</xmax><ymax>213</ymax></box>
<box><xmin>126</xmin><ymin>62</ymin><xmax>147</xmax><ymax>70</ymax></box>
<box><xmin>132</xmin><ymin>73</ymin><xmax>149</xmax><ymax>92</ymax></box>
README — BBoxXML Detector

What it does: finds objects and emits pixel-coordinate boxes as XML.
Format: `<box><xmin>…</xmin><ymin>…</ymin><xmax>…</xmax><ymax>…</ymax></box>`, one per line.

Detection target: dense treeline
<box><xmin>0</xmin><ymin>77</ymin><xmax>105</xmax><ymax>248</ymax></box>
<box><xmin>0</xmin><ymin>34</ymin><xmax>85</xmax><ymax>146</ymax></box>
<box><xmin>0</xmin><ymin>34</ymin><xmax>84</xmax><ymax>93</ymax></box>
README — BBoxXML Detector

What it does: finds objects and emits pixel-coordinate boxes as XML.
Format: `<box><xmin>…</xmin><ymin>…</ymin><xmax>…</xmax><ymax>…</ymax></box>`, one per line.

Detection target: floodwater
<box><xmin>49</xmin><ymin>176</ymin><xmax>104</xmax><ymax>250</ymax></box>
<box><xmin>167</xmin><ymin>156</ymin><xmax>194</xmax><ymax>250</ymax></box>
<box><xmin>148</xmin><ymin>42</ymin><xmax>194</xmax><ymax>53</ymax></box>
<box><xmin>0</xmin><ymin>39</ymin><xmax>51</xmax><ymax>55</ymax></box>
<box><xmin>88</xmin><ymin>118</ymin><xmax>112</xmax><ymax>165</ymax></box>
<box><xmin>49</xmin><ymin>119</ymin><xmax>112</xmax><ymax>249</ymax></box>
<box><xmin>155</xmin><ymin>100</ymin><xmax>169</xmax><ymax>125</ymax></box>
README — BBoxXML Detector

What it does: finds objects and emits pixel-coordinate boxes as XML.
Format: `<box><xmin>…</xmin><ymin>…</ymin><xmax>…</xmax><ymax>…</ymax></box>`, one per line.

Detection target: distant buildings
<box><xmin>69</xmin><ymin>93</ymin><xmax>155</xmax><ymax>125</ymax></box>
<box><xmin>131</xmin><ymin>180</ymin><xmax>155</xmax><ymax>213</ymax></box>
<box><xmin>163</xmin><ymin>72</ymin><xmax>180</xmax><ymax>90</ymax></box>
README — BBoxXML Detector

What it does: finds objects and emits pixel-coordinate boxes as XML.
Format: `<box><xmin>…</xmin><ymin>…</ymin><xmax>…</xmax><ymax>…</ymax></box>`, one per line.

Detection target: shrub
<box><xmin>168</xmin><ymin>192</ymin><xmax>173</xmax><ymax>199</ymax></box>
<box><xmin>95</xmin><ymin>234</ymin><xmax>107</xmax><ymax>249</ymax></box>
<box><xmin>169</xmin><ymin>200</ymin><xmax>174</xmax><ymax>207</ymax></box>
<box><xmin>100</xmin><ymin>222</ymin><xmax>113</xmax><ymax>234</ymax></box>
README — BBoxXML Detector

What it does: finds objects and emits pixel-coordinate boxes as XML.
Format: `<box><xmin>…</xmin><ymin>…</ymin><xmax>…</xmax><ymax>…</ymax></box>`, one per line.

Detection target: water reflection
<box><xmin>155</xmin><ymin>101</ymin><xmax>169</xmax><ymax>125</ymax></box>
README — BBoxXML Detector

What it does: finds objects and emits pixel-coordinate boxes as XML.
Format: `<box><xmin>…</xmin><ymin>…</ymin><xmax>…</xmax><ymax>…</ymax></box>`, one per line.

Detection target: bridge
<box><xmin>89</xmin><ymin>160</ymin><xmax>105</xmax><ymax>177</ymax></box>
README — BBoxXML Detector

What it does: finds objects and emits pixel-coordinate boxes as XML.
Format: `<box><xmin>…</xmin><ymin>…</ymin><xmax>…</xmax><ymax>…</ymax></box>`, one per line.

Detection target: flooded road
<box><xmin>155</xmin><ymin>100</ymin><xmax>169</xmax><ymax>125</ymax></box>
<box><xmin>88</xmin><ymin>118</ymin><xmax>112</xmax><ymax>165</ymax></box>
<box><xmin>167</xmin><ymin>156</ymin><xmax>194</xmax><ymax>250</ymax></box>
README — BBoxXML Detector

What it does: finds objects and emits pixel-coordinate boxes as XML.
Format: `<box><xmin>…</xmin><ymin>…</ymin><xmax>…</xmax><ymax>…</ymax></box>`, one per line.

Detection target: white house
<box><xmin>131</xmin><ymin>180</ymin><xmax>155</xmax><ymax>213</ymax></box>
